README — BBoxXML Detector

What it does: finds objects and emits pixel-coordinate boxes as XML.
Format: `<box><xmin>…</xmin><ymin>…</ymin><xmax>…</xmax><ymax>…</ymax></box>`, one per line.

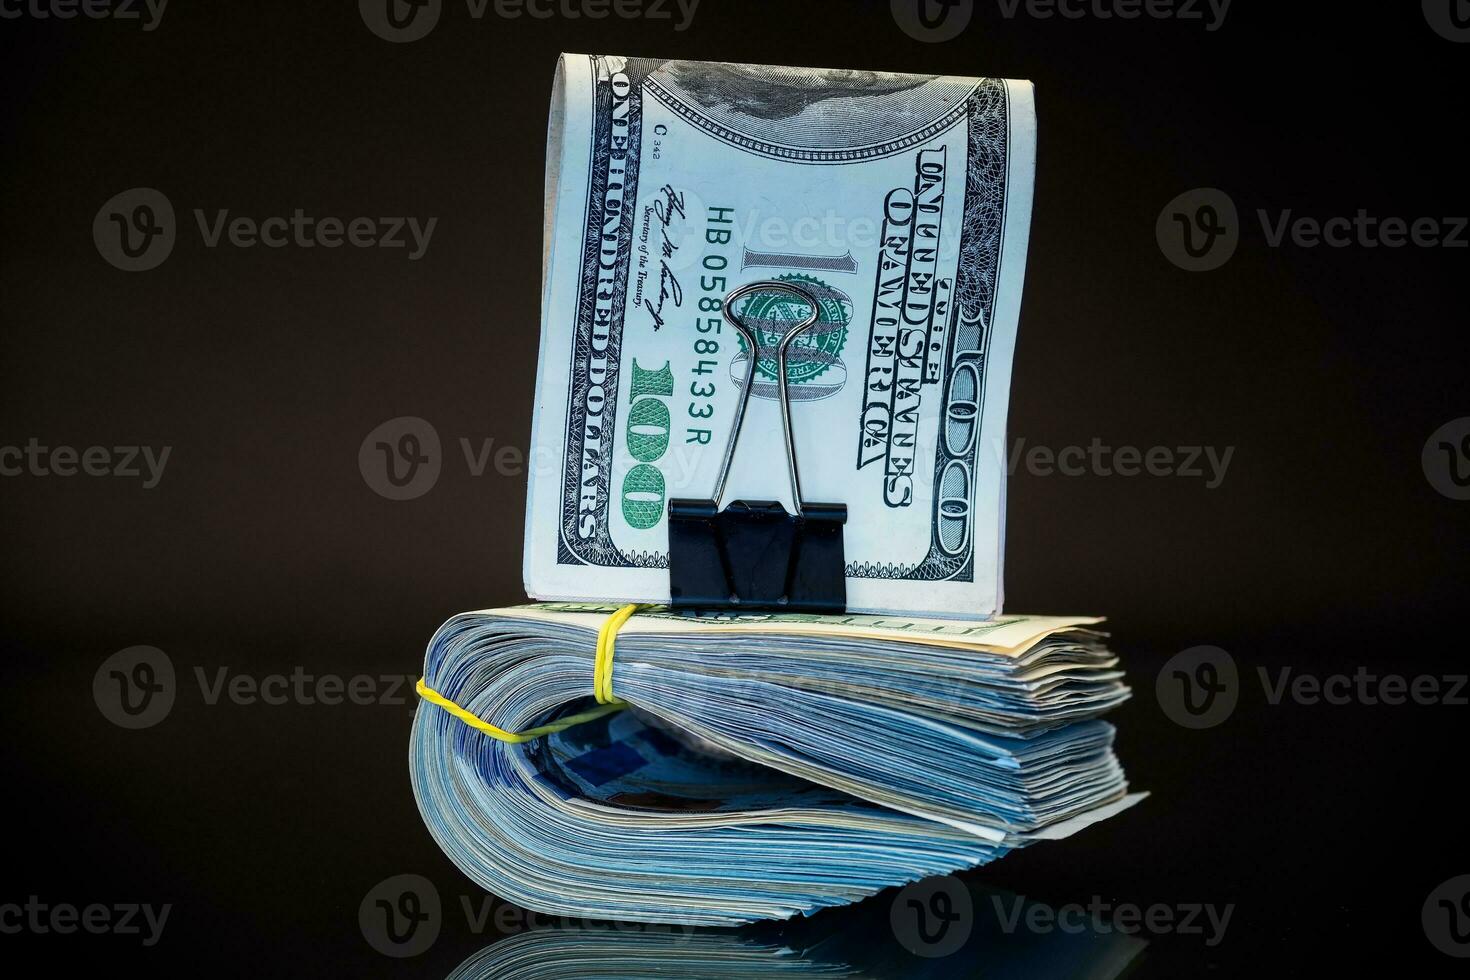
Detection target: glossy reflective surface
<box><xmin>2</xmin><ymin>1</ymin><xmax>1466</xmax><ymax>976</ymax></box>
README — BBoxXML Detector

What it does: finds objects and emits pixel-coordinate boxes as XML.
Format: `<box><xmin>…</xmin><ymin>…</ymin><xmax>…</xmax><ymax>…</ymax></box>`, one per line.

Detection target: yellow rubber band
<box><xmin>594</xmin><ymin>603</ymin><xmax>642</xmax><ymax>705</ymax></box>
<box><xmin>416</xmin><ymin>603</ymin><xmax>644</xmax><ymax>743</ymax></box>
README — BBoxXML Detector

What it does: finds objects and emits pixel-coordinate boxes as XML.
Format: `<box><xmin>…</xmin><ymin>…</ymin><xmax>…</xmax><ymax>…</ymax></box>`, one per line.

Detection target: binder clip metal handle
<box><xmin>667</xmin><ymin>280</ymin><xmax>848</xmax><ymax>614</ymax></box>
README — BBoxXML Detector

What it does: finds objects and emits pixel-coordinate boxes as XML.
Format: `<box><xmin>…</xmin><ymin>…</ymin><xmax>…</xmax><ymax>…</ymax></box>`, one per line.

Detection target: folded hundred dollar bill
<box><xmin>526</xmin><ymin>54</ymin><xmax>1037</xmax><ymax>618</ymax></box>
<box><xmin>410</xmin><ymin>604</ymin><xmax>1140</xmax><ymax>925</ymax></box>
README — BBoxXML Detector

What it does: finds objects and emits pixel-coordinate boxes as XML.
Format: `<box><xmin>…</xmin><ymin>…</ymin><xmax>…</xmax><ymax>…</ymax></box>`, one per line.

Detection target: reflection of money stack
<box><xmin>408</xmin><ymin>54</ymin><xmax>1142</xmax><ymax>926</ymax></box>
<box><xmin>444</xmin><ymin>880</ymin><xmax>1147</xmax><ymax>979</ymax></box>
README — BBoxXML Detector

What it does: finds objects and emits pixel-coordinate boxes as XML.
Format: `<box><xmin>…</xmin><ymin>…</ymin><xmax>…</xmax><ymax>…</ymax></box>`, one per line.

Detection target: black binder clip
<box><xmin>668</xmin><ymin>280</ymin><xmax>848</xmax><ymax>613</ymax></box>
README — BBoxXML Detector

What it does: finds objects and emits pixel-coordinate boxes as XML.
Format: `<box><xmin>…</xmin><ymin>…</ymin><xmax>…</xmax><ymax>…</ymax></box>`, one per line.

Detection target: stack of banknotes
<box><xmin>410</xmin><ymin>53</ymin><xmax>1144</xmax><ymax>927</ymax></box>
<box><xmin>410</xmin><ymin>604</ymin><xmax>1140</xmax><ymax>925</ymax></box>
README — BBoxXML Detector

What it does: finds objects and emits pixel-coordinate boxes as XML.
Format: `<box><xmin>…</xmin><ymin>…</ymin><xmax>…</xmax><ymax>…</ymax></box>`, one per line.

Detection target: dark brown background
<box><xmin>1</xmin><ymin>1</ymin><xmax>1466</xmax><ymax>974</ymax></box>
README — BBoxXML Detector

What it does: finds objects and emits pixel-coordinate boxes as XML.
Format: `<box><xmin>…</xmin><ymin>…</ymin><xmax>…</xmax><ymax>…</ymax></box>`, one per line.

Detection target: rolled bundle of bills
<box><xmin>410</xmin><ymin>604</ymin><xmax>1140</xmax><ymax>925</ymax></box>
